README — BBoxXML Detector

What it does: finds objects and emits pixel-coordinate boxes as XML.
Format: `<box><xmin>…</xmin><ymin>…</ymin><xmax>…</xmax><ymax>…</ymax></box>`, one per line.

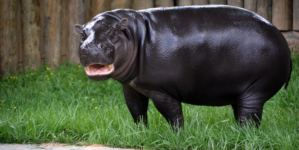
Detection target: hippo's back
<box><xmin>139</xmin><ymin>6</ymin><xmax>273</xmax><ymax>39</ymax></box>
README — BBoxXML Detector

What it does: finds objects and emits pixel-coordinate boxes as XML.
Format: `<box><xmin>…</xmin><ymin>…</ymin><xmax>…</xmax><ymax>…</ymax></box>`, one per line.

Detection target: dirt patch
<box><xmin>88</xmin><ymin>144</ymin><xmax>110</xmax><ymax>148</ymax></box>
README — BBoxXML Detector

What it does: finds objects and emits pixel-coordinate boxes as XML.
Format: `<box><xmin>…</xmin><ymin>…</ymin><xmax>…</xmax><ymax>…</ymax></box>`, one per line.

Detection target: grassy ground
<box><xmin>1</xmin><ymin>54</ymin><xmax>298</xmax><ymax>149</ymax></box>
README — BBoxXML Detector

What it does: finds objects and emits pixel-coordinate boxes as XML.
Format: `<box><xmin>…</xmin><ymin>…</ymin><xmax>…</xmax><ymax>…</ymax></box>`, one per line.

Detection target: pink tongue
<box><xmin>90</xmin><ymin>65</ymin><xmax>109</xmax><ymax>74</ymax></box>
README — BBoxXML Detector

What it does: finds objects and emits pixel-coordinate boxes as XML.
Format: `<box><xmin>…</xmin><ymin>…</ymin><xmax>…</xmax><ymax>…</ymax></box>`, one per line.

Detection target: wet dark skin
<box><xmin>75</xmin><ymin>6</ymin><xmax>292</xmax><ymax>129</ymax></box>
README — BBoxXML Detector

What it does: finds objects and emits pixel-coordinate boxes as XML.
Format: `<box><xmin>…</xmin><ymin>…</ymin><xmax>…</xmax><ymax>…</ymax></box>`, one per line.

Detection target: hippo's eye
<box><xmin>109</xmin><ymin>29</ymin><xmax>118</xmax><ymax>43</ymax></box>
<box><xmin>81</xmin><ymin>31</ymin><xmax>87</xmax><ymax>40</ymax></box>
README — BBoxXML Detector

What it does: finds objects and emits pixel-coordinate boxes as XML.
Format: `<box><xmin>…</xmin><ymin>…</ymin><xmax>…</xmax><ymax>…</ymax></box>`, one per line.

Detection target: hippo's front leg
<box><xmin>123</xmin><ymin>85</ymin><xmax>149</xmax><ymax>125</ymax></box>
<box><xmin>150</xmin><ymin>92</ymin><xmax>184</xmax><ymax>129</ymax></box>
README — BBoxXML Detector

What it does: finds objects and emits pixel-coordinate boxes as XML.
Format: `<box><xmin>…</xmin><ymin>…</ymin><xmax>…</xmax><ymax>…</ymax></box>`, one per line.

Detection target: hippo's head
<box><xmin>75</xmin><ymin>14</ymin><xmax>131</xmax><ymax>81</ymax></box>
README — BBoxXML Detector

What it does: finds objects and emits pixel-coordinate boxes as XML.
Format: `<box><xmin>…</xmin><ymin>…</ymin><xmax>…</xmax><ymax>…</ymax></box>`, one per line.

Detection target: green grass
<box><xmin>1</xmin><ymin>54</ymin><xmax>299</xmax><ymax>149</ymax></box>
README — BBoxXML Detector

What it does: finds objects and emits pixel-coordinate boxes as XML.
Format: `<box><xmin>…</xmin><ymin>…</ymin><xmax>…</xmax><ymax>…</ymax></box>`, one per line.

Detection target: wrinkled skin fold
<box><xmin>75</xmin><ymin>5</ymin><xmax>292</xmax><ymax>129</ymax></box>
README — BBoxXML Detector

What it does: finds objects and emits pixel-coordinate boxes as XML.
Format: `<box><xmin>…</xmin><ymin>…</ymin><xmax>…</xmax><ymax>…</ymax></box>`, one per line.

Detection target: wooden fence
<box><xmin>1</xmin><ymin>0</ymin><xmax>299</xmax><ymax>78</ymax></box>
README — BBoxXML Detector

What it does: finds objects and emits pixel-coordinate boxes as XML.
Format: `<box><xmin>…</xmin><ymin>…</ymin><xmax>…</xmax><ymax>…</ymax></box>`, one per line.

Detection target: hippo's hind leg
<box><xmin>234</xmin><ymin>70</ymin><xmax>287</xmax><ymax>127</ymax></box>
<box><xmin>232</xmin><ymin>84</ymin><xmax>267</xmax><ymax>127</ymax></box>
<box><xmin>123</xmin><ymin>85</ymin><xmax>149</xmax><ymax>126</ymax></box>
<box><xmin>233</xmin><ymin>99</ymin><xmax>265</xmax><ymax>128</ymax></box>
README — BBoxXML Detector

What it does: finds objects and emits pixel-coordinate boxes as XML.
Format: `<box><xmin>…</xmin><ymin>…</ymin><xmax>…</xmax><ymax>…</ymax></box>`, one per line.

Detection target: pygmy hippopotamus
<box><xmin>75</xmin><ymin>5</ymin><xmax>292</xmax><ymax>128</ymax></box>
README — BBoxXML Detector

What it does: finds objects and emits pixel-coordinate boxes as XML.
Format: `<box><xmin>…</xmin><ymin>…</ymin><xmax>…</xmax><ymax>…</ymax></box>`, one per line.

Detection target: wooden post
<box><xmin>111</xmin><ymin>0</ymin><xmax>131</xmax><ymax>10</ymax></box>
<box><xmin>209</xmin><ymin>0</ymin><xmax>227</xmax><ymax>5</ymax></box>
<box><xmin>68</xmin><ymin>0</ymin><xmax>86</xmax><ymax>64</ymax></box>
<box><xmin>272</xmin><ymin>0</ymin><xmax>292</xmax><ymax>31</ymax></box>
<box><xmin>20</xmin><ymin>0</ymin><xmax>41</xmax><ymax>71</ymax></box>
<box><xmin>132</xmin><ymin>0</ymin><xmax>154</xmax><ymax>10</ymax></box>
<box><xmin>43</xmin><ymin>0</ymin><xmax>61</xmax><ymax>70</ymax></box>
<box><xmin>0</xmin><ymin>0</ymin><xmax>19</xmax><ymax>78</ymax></box>
<box><xmin>293</xmin><ymin>0</ymin><xmax>299</xmax><ymax>31</ymax></box>
<box><xmin>227</xmin><ymin>0</ymin><xmax>244</xmax><ymax>7</ymax></box>
<box><xmin>193</xmin><ymin>0</ymin><xmax>208</xmax><ymax>5</ymax></box>
<box><xmin>244</xmin><ymin>0</ymin><xmax>257</xmax><ymax>12</ymax></box>
<box><xmin>257</xmin><ymin>0</ymin><xmax>272</xmax><ymax>23</ymax></box>
<box><xmin>155</xmin><ymin>0</ymin><xmax>174</xmax><ymax>7</ymax></box>
<box><xmin>177</xmin><ymin>0</ymin><xmax>192</xmax><ymax>6</ymax></box>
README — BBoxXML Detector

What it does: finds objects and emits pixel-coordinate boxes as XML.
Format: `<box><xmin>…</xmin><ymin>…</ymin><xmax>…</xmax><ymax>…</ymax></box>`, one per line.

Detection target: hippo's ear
<box><xmin>119</xmin><ymin>18</ymin><xmax>128</xmax><ymax>30</ymax></box>
<box><xmin>74</xmin><ymin>24</ymin><xmax>83</xmax><ymax>34</ymax></box>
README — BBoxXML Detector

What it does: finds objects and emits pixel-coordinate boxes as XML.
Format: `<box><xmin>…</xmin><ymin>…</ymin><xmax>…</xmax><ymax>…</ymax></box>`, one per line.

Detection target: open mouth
<box><xmin>84</xmin><ymin>64</ymin><xmax>114</xmax><ymax>76</ymax></box>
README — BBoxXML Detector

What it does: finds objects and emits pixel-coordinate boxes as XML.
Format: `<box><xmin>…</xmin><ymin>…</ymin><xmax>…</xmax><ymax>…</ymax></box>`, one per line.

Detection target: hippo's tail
<box><xmin>285</xmin><ymin>59</ymin><xmax>292</xmax><ymax>89</ymax></box>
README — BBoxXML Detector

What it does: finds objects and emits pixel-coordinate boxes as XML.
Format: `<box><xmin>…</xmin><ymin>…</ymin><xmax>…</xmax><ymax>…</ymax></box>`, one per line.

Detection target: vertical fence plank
<box><xmin>43</xmin><ymin>0</ymin><xmax>61</xmax><ymax>69</ymax></box>
<box><xmin>111</xmin><ymin>0</ymin><xmax>131</xmax><ymax>10</ymax></box>
<box><xmin>89</xmin><ymin>0</ymin><xmax>96</xmax><ymax>20</ymax></box>
<box><xmin>155</xmin><ymin>0</ymin><xmax>174</xmax><ymax>7</ymax></box>
<box><xmin>60</xmin><ymin>0</ymin><xmax>68</xmax><ymax>62</ymax></box>
<box><xmin>68</xmin><ymin>0</ymin><xmax>85</xmax><ymax>64</ymax></box>
<box><xmin>244</xmin><ymin>0</ymin><xmax>257</xmax><ymax>12</ymax></box>
<box><xmin>96</xmin><ymin>0</ymin><xmax>111</xmax><ymax>13</ymax></box>
<box><xmin>39</xmin><ymin>0</ymin><xmax>45</xmax><ymax>63</ymax></box>
<box><xmin>294</xmin><ymin>0</ymin><xmax>299</xmax><ymax>30</ymax></box>
<box><xmin>17</xmin><ymin>0</ymin><xmax>23</xmax><ymax>72</ymax></box>
<box><xmin>257</xmin><ymin>0</ymin><xmax>272</xmax><ymax>23</ymax></box>
<box><xmin>193</xmin><ymin>0</ymin><xmax>208</xmax><ymax>5</ymax></box>
<box><xmin>209</xmin><ymin>0</ymin><xmax>227</xmax><ymax>4</ymax></box>
<box><xmin>272</xmin><ymin>0</ymin><xmax>292</xmax><ymax>30</ymax></box>
<box><xmin>0</xmin><ymin>0</ymin><xmax>19</xmax><ymax>78</ymax></box>
<box><xmin>89</xmin><ymin>0</ymin><xmax>111</xmax><ymax>20</ymax></box>
<box><xmin>177</xmin><ymin>0</ymin><xmax>192</xmax><ymax>6</ymax></box>
<box><xmin>85</xmin><ymin>0</ymin><xmax>90</xmax><ymax>22</ymax></box>
<box><xmin>20</xmin><ymin>0</ymin><xmax>41</xmax><ymax>71</ymax></box>
<box><xmin>227</xmin><ymin>0</ymin><xmax>244</xmax><ymax>7</ymax></box>
<box><xmin>132</xmin><ymin>0</ymin><xmax>154</xmax><ymax>10</ymax></box>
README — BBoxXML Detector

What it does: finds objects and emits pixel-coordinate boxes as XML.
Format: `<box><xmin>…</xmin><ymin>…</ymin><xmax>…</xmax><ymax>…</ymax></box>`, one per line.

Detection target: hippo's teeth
<box><xmin>87</xmin><ymin>66</ymin><xmax>90</xmax><ymax>71</ymax></box>
<box><xmin>108</xmin><ymin>65</ymin><xmax>111</xmax><ymax>71</ymax></box>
